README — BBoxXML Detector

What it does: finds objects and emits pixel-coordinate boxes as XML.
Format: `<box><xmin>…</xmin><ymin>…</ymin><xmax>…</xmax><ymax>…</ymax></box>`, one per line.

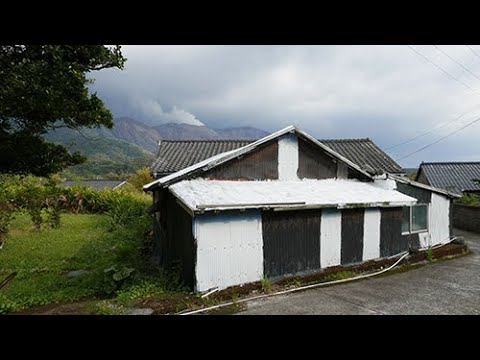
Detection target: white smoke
<box><xmin>132</xmin><ymin>97</ymin><xmax>204</xmax><ymax>126</ymax></box>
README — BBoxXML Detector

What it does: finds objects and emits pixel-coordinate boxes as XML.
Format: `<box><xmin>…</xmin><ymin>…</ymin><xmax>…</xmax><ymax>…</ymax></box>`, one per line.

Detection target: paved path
<box><xmin>239</xmin><ymin>229</ymin><xmax>480</xmax><ymax>315</ymax></box>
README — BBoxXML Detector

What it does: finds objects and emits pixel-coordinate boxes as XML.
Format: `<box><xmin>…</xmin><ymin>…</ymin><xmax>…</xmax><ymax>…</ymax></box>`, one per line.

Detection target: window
<box><xmin>402</xmin><ymin>204</ymin><xmax>428</xmax><ymax>234</ymax></box>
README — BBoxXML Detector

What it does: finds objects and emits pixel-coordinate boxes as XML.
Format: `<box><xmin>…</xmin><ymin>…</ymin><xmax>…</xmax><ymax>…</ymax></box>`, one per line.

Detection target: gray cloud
<box><xmin>90</xmin><ymin>45</ymin><xmax>480</xmax><ymax>167</ymax></box>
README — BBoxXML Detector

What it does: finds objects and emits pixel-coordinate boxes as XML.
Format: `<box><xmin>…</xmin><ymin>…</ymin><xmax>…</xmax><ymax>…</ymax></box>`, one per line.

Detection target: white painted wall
<box><xmin>194</xmin><ymin>212</ymin><xmax>264</xmax><ymax>292</ymax></box>
<box><xmin>320</xmin><ymin>209</ymin><xmax>342</xmax><ymax>268</ymax></box>
<box><xmin>278</xmin><ymin>133</ymin><xmax>299</xmax><ymax>180</ymax></box>
<box><xmin>429</xmin><ymin>193</ymin><xmax>451</xmax><ymax>246</ymax></box>
<box><xmin>363</xmin><ymin>209</ymin><xmax>381</xmax><ymax>261</ymax></box>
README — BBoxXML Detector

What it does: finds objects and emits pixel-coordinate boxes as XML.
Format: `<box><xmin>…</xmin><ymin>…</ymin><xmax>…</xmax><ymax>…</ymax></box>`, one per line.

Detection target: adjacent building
<box><xmin>416</xmin><ymin>161</ymin><xmax>480</xmax><ymax>195</ymax></box>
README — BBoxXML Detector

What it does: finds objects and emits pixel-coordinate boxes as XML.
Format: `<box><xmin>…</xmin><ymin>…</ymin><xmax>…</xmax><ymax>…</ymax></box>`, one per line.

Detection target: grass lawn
<box><xmin>0</xmin><ymin>212</ymin><xmax>170</xmax><ymax>314</ymax></box>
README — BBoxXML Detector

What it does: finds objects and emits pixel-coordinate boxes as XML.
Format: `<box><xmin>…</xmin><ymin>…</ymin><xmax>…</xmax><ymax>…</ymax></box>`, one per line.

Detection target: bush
<box><xmin>126</xmin><ymin>167</ymin><xmax>153</xmax><ymax>192</ymax></box>
<box><xmin>105</xmin><ymin>191</ymin><xmax>150</xmax><ymax>231</ymax></box>
<box><xmin>0</xmin><ymin>199</ymin><xmax>14</xmax><ymax>244</ymax></box>
<box><xmin>455</xmin><ymin>193</ymin><xmax>480</xmax><ymax>207</ymax></box>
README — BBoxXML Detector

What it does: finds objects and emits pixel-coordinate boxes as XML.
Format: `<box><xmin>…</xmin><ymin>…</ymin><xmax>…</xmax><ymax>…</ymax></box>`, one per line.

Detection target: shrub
<box><xmin>0</xmin><ymin>198</ymin><xmax>15</xmax><ymax>244</ymax></box>
<box><xmin>455</xmin><ymin>193</ymin><xmax>480</xmax><ymax>207</ymax></box>
<box><xmin>126</xmin><ymin>167</ymin><xmax>153</xmax><ymax>192</ymax></box>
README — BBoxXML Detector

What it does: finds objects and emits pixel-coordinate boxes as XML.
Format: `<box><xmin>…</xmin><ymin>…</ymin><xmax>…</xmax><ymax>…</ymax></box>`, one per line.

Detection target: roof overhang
<box><xmin>388</xmin><ymin>174</ymin><xmax>461</xmax><ymax>198</ymax></box>
<box><xmin>168</xmin><ymin>179</ymin><xmax>417</xmax><ymax>214</ymax></box>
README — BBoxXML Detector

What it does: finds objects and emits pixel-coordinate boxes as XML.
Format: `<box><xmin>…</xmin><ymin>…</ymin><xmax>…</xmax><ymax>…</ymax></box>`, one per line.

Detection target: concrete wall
<box><xmin>453</xmin><ymin>204</ymin><xmax>480</xmax><ymax>233</ymax></box>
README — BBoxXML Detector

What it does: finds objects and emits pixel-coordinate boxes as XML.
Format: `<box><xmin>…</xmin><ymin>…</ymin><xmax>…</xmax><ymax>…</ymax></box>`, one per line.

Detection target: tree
<box><xmin>0</xmin><ymin>45</ymin><xmax>126</xmax><ymax>176</ymax></box>
<box><xmin>126</xmin><ymin>167</ymin><xmax>153</xmax><ymax>192</ymax></box>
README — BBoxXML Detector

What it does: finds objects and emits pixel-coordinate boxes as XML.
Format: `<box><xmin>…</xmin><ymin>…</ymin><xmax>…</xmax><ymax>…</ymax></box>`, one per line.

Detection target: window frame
<box><xmin>401</xmin><ymin>204</ymin><xmax>429</xmax><ymax>235</ymax></box>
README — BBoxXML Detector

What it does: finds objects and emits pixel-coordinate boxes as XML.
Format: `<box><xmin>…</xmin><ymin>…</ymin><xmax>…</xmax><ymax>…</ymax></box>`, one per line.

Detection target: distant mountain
<box><xmin>44</xmin><ymin>118</ymin><xmax>268</xmax><ymax>178</ymax></box>
<box><xmin>214</xmin><ymin>126</ymin><xmax>269</xmax><ymax>140</ymax></box>
<box><xmin>45</xmin><ymin>127</ymin><xmax>154</xmax><ymax>179</ymax></box>
<box><xmin>153</xmin><ymin>123</ymin><xmax>221</xmax><ymax>141</ymax></box>
<box><xmin>112</xmin><ymin>117</ymin><xmax>161</xmax><ymax>153</ymax></box>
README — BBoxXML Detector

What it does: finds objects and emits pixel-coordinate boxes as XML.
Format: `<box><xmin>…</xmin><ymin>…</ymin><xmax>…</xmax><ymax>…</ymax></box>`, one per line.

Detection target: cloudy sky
<box><xmin>90</xmin><ymin>45</ymin><xmax>480</xmax><ymax>168</ymax></box>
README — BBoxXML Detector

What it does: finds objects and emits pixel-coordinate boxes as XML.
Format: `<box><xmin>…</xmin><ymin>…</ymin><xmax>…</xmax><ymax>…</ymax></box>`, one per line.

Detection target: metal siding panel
<box><xmin>363</xmin><ymin>208</ymin><xmax>381</xmax><ymax>261</ymax></box>
<box><xmin>396</xmin><ymin>182</ymin><xmax>432</xmax><ymax>204</ymax></box>
<box><xmin>278</xmin><ymin>133</ymin><xmax>299</xmax><ymax>180</ymax></box>
<box><xmin>341</xmin><ymin>209</ymin><xmax>365</xmax><ymax>264</ymax></box>
<box><xmin>320</xmin><ymin>209</ymin><xmax>342</xmax><ymax>268</ymax></box>
<box><xmin>194</xmin><ymin>211</ymin><xmax>264</xmax><ymax>292</ymax></box>
<box><xmin>203</xmin><ymin>141</ymin><xmax>278</xmax><ymax>180</ymax></box>
<box><xmin>380</xmin><ymin>208</ymin><xmax>407</xmax><ymax>257</ymax></box>
<box><xmin>429</xmin><ymin>193</ymin><xmax>451</xmax><ymax>245</ymax></box>
<box><xmin>297</xmin><ymin>137</ymin><xmax>338</xmax><ymax>180</ymax></box>
<box><xmin>263</xmin><ymin>210</ymin><xmax>321</xmax><ymax>278</ymax></box>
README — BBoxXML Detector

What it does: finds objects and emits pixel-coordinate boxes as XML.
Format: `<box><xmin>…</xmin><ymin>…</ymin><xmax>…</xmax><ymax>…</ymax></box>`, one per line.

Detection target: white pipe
<box><xmin>178</xmin><ymin>235</ymin><xmax>461</xmax><ymax>316</ymax></box>
<box><xmin>201</xmin><ymin>288</ymin><xmax>219</xmax><ymax>298</ymax></box>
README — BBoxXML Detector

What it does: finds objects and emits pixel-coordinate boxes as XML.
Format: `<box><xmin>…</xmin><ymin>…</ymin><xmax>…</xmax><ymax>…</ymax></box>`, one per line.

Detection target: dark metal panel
<box><xmin>341</xmin><ymin>209</ymin><xmax>364</xmax><ymax>265</ymax></box>
<box><xmin>380</xmin><ymin>207</ymin><xmax>408</xmax><ymax>257</ymax></box>
<box><xmin>297</xmin><ymin>137</ymin><xmax>338</xmax><ymax>179</ymax></box>
<box><xmin>152</xmin><ymin>188</ymin><xmax>195</xmax><ymax>288</ymax></box>
<box><xmin>396</xmin><ymin>182</ymin><xmax>432</xmax><ymax>204</ymax></box>
<box><xmin>405</xmin><ymin>233</ymin><xmax>420</xmax><ymax>251</ymax></box>
<box><xmin>263</xmin><ymin>209</ymin><xmax>321</xmax><ymax>278</ymax></box>
<box><xmin>203</xmin><ymin>140</ymin><xmax>279</xmax><ymax>180</ymax></box>
<box><xmin>415</xmin><ymin>170</ymin><xmax>430</xmax><ymax>186</ymax></box>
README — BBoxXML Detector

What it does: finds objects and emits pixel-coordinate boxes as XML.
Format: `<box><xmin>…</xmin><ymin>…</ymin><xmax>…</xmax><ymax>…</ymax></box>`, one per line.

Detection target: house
<box><xmin>143</xmin><ymin>126</ymin><xmax>458</xmax><ymax>292</ymax></box>
<box><xmin>416</xmin><ymin>162</ymin><xmax>480</xmax><ymax>195</ymax></box>
<box><xmin>60</xmin><ymin>180</ymin><xmax>127</xmax><ymax>190</ymax></box>
<box><xmin>150</xmin><ymin>138</ymin><xmax>405</xmax><ymax>179</ymax></box>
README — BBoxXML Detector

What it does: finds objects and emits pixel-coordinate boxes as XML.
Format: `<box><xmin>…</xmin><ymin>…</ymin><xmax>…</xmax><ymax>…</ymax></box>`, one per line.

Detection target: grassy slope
<box><xmin>0</xmin><ymin>213</ymin><xmax>147</xmax><ymax>313</ymax></box>
<box><xmin>45</xmin><ymin>128</ymin><xmax>154</xmax><ymax>179</ymax></box>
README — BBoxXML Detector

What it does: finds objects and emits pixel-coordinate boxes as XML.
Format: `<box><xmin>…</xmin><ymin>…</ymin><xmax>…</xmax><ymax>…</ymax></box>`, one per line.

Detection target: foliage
<box><xmin>93</xmin><ymin>300</ymin><xmax>126</xmax><ymax>315</ymax></box>
<box><xmin>261</xmin><ymin>275</ymin><xmax>272</xmax><ymax>292</ymax></box>
<box><xmin>455</xmin><ymin>193</ymin><xmax>480</xmax><ymax>207</ymax></box>
<box><xmin>0</xmin><ymin>45</ymin><xmax>126</xmax><ymax>176</ymax></box>
<box><xmin>127</xmin><ymin>167</ymin><xmax>153</xmax><ymax>192</ymax></box>
<box><xmin>0</xmin><ymin>175</ymin><xmax>151</xmax><ymax>230</ymax></box>
<box><xmin>105</xmin><ymin>191</ymin><xmax>151</xmax><ymax>231</ymax></box>
<box><xmin>425</xmin><ymin>248</ymin><xmax>434</xmax><ymax>262</ymax></box>
<box><xmin>103</xmin><ymin>265</ymin><xmax>136</xmax><ymax>294</ymax></box>
<box><xmin>0</xmin><ymin>213</ymin><xmax>159</xmax><ymax>314</ymax></box>
<box><xmin>116</xmin><ymin>280</ymin><xmax>164</xmax><ymax>302</ymax></box>
<box><xmin>0</xmin><ymin>180</ymin><xmax>15</xmax><ymax>243</ymax></box>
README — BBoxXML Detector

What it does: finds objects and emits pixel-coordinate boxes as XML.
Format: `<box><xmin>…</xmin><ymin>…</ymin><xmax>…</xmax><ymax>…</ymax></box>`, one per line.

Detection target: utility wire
<box><xmin>396</xmin><ymin>115</ymin><xmax>480</xmax><ymax>161</ymax></box>
<box><xmin>407</xmin><ymin>45</ymin><xmax>479</xmax><ymax>93</ymax></box>
<box><xmin>466</xmin><ymin>45</ymin><xmax>480</xmax><ymax>61</ymax></box>
<box><xmin>385</xmin><ymin>106</ymin><xmax>479</xmax><ymax>151</ymax></box>
<box><xmin>433</xmin><ymin>45</ymin><xmax>480</xmax><ymax>82</ymax></box>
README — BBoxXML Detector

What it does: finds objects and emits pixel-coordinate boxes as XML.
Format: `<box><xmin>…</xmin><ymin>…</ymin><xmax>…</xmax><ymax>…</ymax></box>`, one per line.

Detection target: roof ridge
<box><xmin>319</xmin><ymin>138</ymin><xmax>370</xmax><ymax>142</ymax></box>
<box><xmin>158</xmin><ymin>139</ymin><xmax>256</xmax><ymax>143</ymax></box>
<box><xmin>422</xmin><ymin>161</ymin><xmax>480</xmax><ymax>165</ymax></box>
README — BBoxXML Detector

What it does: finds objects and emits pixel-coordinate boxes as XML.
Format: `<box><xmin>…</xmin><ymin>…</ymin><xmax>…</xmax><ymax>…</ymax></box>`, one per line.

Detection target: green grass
<box><xmin>0</xmin><ymin>212</ymin><xmax>161</xmax><ymax>314</ymax></box>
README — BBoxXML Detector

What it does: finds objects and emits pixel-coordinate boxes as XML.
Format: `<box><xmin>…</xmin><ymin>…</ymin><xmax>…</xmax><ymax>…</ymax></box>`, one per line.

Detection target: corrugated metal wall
<box><xmin>153</xmin><ymin>189</ymin><xmax>195</xmax><ymax>288</ymax></box>
<box><xmin>278</xmin><ymin>133</ymin><xmax>299</xmax><ymax>180</ymax></box>
<box><xmin>320</xmin><ymin>209</ymin><xmax>342</xmax><ymax>267</ymax></box>
<box><xmin>363</xmin><ymin>208</ymin><xmax>381</xmax><ymax>261</ymax></box>
<box><xmin>380</xmin><ymin>207</ymin><xmax>407</xmax><ymax>257</ymax></box>
<box><xmin>203</xmin><ymin>141</ymin><xmax>279</xmax><ymax>180</ymax></box>
<box><xmin>396</xmin><ymin>181</ymin><xmax>451</xmax><ymax>247</ymax></box>
<box><xmin>429</xmin><ymin>193</ymin><xmax>450</xmax><ymax>245</ymax></box>
<box><xmin>297</xmin><ymin>137</ymin><xmax>338</xmax><ymax>179</ymax></box>
<box><xmin>194</xmin><ymin>211</ymin><xmax>264</xmax><ymax>292</ymax></box>
<box><xmin>341</xmin><ymin>209</ymin><xmax>365</xmax><ymax>265</ymax></box>
<box><xmin>262</xmin><ymin>210</ymin><xmax>321</xmax><ymax>278</ymax></box>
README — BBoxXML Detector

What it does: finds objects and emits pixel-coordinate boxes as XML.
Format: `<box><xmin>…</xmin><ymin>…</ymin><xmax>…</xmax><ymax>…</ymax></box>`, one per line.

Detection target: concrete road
<box><xmin>239</xmin><ymin>229</ymin><xmax>480</xmax><ymax>315</ymax></box>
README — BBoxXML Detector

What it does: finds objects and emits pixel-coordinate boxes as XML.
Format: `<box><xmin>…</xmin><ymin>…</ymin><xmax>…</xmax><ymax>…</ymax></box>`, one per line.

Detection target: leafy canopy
<box><xmin>0</xmin><ymin>45</ymin><xmax>126</xmax><ymax>176</ymax></box>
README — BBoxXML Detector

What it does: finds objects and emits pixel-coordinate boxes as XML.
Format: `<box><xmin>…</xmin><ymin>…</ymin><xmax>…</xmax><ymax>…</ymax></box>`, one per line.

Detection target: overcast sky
<box><xmin>90</xmin><ymin>45</ymin><xmax>480</xmax><ymax>168</ymax></box>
